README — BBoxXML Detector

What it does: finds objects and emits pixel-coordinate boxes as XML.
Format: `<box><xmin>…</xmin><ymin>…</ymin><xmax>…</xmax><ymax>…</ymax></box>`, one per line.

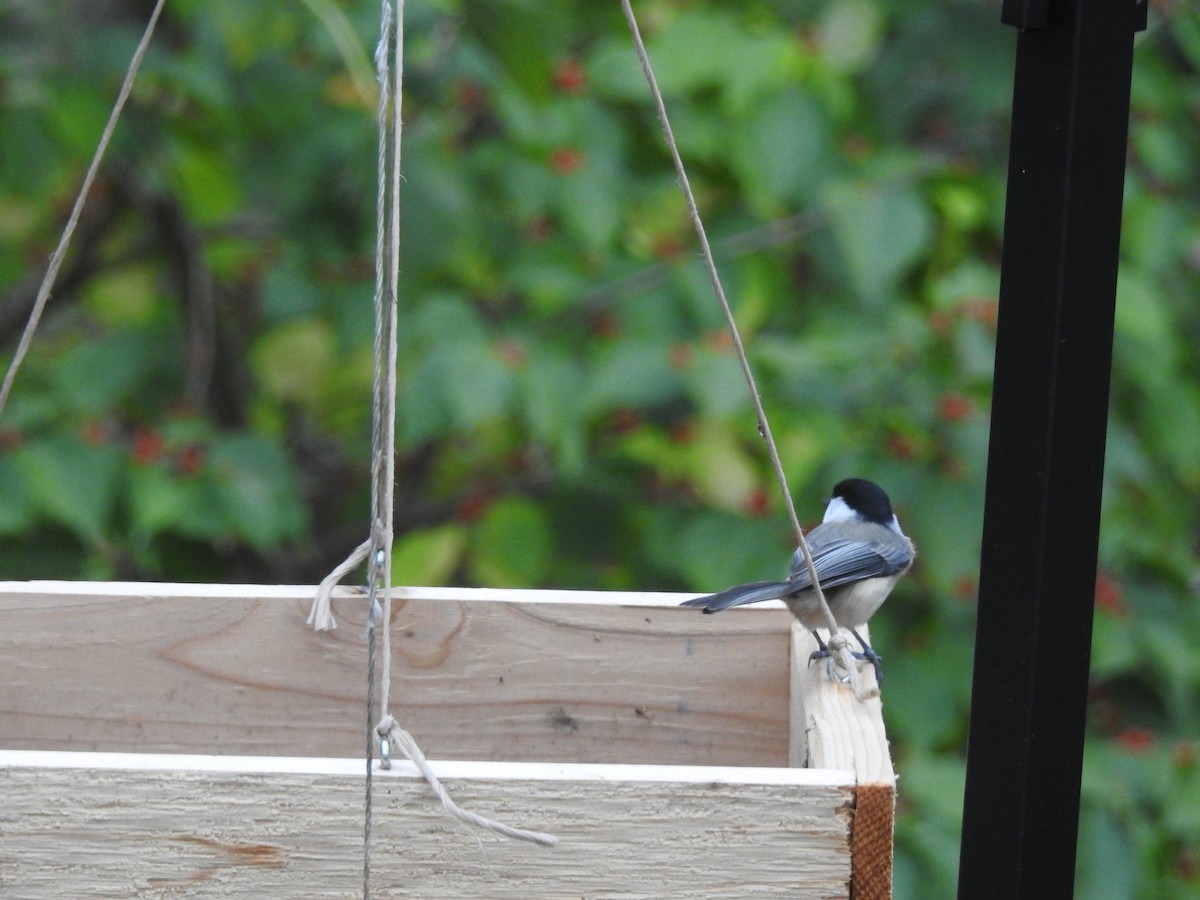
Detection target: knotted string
<box><xmin>312</xmin><ymin>8</ymin><xmax>559</xmax><ymax>890</ymax></box>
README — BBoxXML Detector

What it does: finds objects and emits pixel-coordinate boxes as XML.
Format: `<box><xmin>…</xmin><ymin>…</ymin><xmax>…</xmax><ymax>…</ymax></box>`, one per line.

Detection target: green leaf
<box><xmin>45</xmin><ymin>82</ymin><xmax>111</xmax><ymax>155</ymax></box>
<box><xmin>557</xmin><ymin>159</ymin><xmax>622</xmax><ymax>252</ymax></box>
<box><xmin>52</xmin><ymin>333</ymin><xmax>161</xmax><ymax>415</ymax></box>
<box><xmin>437</xmin><ymin>341</ymin><xmax>515</xmax><ymax>429</ymax></box>
<box><xmin>895</xmin><ymin>750</ymin><xmax>967</xmax><ymax>827</ymax></box>
<box><xmin>391</xmin><ymin>524</ymin><xmax>468</xmax><ymax>586</ymax></box>
<box><xmin>719</xmin><ymin>31</ymin><xmax>802</xmax><ymax>112</ymax></box>
<box><xmin>0</xmin><ymin>456</ymin><xmax>34</xmax><ymax>535</ymax></box>
<box><xmin>1074</xmin><ymin>806</ymin><xmax>1138</xmax><ymax>899</ymax></box>
<box><xmin>677</xmin><ymin>512</ymin><xmax>785</xmax><ymax>591</ymax></box>
<box><xmin>901</xmin><ymin>473</ymin><xmax>985</xmax><ymax>600</ymax></box>
<box><xmin>251</xmin><ymin>319</ymin><xmax>337</xmax><ymax>405</ymax></box>
<box><xmin>81</xmin><ymin>266</ymin><xmax>162</xmax><ymax>327</ymax></box>
<box><xmin>521</xmin><ymin>349</ymin><xmax>588</xmax><ymax>474</ymax></box>
<box><xmin>730</xmin><ymin>90</ymin><xmax>835</xmax><ymax>212</ymax></box>
<box><xmin>682</xmin><ymin>348</ymin><xmax>749</xmax><ymax>417</ymax></box>
<box><xmin>463</xmin><ymin>0</ymin><xmax>573</xmax><ymax>98</ymax></box>
<box><xmin>1115</xmin><ymin>268</ymin><xmax>1175</xmax><ymax>356</ymax></box>
<box><xmin>126</xmin><ymin>463</ymin><xmax>213</xmax><ymax>539</ymax></box>
<box><xmin>168</xmin><ymin>137</ymin><xmax>245</xmax><ymax>225</ymax></box>
<box><xmin>469</xmin><ymin>496</ymin><xmax>551</xmax><ymax>587</ymax></box>
<box><xmin>882</xmin><ymin>630</ymin><xmax>972</xmax><ymax>752</ymax></box>
<box><xmin>1133</xmin><ymin>122</ymin><xmax>1192</xmax><ymax>188</ymax></box>
<box><xmin>586</xmin><ymin>37</ymin><xmax>647</xmax><ymax>101</ymax></box>
<box><xmin>648</xmin><ymin>9</ymin><xmax>745</xmax><ymax>96</ymax></box>
<box><xmin>13</xmin><ymin>436</ymin><xmax>123</xmax><ymax>542</ymax></box>
<box><xmin>585</xmin><ymin>339</ymin><xmax>685</xmax><ymax>412</ymax></box>
<box><xmin>817</xmin><ymin>1</ymin><xmax>884</xmax><ymax>73</ymax></box>
<box><xmin>824</xmin><ymin>179</ymin><xmax>933</xmax><ymax>305</ymax></box>
<box><xmin>687</xmin><ymin>427</ymin><xmax>758</xmax><ymax>513</ymax></box>
<box><xmin>208</xmin><ymin>434</ymin><xmax>308</xmax><ymax>548</ymax></box>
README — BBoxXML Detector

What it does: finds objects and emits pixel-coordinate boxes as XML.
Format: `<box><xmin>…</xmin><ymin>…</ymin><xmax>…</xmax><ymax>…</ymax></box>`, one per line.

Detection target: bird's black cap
<box><xmin>831</xmin><ymin>478</ymin><xmax>895</xmax><ymax>525</ymax></box>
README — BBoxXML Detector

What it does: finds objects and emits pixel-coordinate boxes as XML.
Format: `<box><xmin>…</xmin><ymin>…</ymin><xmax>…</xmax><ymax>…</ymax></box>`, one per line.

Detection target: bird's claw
<box><xmin>810</xmin><ymin>648</ymin><xmax>853</xmax><ymax>684</ymax></box>
<box><xmin>847</xmin><ymin>628</ymin><xmax>884</xmax><ymax>684</ymax></box>
<box><xmin>856</xmin><ymin>649</ymin><xmax>884</xmax><ymax>685</ymax></box>
<box><xmin>809</xmin><ymin>644</ymin><xmax>884</xmax><ymax>685</ymax></box>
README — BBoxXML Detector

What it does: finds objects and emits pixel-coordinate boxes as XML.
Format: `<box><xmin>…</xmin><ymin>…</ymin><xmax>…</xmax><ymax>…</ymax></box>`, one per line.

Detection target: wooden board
<box><xmin>792</xmin><ymin>624</ymin><xmax>896</xmax><ymax>900</ymax></box>
<box><xmin>0</xmin><ymin>581</ymin><xmax>894</xmax><ymax>898</ymax></box>
<box><xmin>0</xmin><ymin>582</ymin><xmax>794</xmax><ymax>766</ymax></box>
<box><xmin>0</xmin><ymin>750</ymin><xmax>856</xmax><ymax>898</ymax></box>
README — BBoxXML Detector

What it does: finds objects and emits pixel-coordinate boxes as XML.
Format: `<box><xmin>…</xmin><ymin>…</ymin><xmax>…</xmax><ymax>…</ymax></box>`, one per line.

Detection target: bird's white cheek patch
<box><xmin>822</xmin><ymin>496</ymin><xmax>857</xmax><ymax>524</ymax></box>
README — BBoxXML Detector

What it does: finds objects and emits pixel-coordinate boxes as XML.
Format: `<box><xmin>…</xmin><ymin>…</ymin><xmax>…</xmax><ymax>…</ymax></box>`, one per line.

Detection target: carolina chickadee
<box><xmin>681</xmin><ymin>478</ymin><xmax>914</xmax><ymax>682</ymax></box>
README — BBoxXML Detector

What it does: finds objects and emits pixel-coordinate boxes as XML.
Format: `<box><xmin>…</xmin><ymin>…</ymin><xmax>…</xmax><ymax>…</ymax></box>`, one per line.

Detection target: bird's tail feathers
<box><xmin>680</xmin><ymin>580</ymin><xmax>791</xmax><ymax>613</ymax></box>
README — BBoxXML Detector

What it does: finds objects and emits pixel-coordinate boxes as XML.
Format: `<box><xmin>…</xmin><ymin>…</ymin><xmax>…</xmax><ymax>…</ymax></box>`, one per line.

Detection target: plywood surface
<box><xmin>0</xmin><ymin>582</ymin><xmax>794</xmax><ymax>766</ymax></box>
<box><xmin>0</xmin><ymin>750</ymin><xmax>856</xmax><ymax>899</ymax></box>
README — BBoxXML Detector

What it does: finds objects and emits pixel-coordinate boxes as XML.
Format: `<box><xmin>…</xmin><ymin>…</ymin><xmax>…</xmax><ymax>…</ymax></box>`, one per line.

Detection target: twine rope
<box><xmin>377</xmin><ymin>716</ymin><xmax>559</xmax><ymax>847</ymax></box>
<box><xmin>619</xmin><ymin>0</ymin><xmax>864</xmax><ymax>692</ymax></box>
<box><xmin>0</xmin><ymin>0</ymin><xmax>168</xmax><ymax>422</ymax></box>
<box><xmin>314</xmin><ymin>2</ymin><xmax>559</xmax><ymax>877</ymax></box>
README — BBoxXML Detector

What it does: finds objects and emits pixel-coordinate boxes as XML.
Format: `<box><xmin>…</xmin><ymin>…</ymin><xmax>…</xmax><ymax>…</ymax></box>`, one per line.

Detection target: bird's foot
<box><xmin>849</xmin><ymin>628</ymin><xmax>884</xmax><ymax>684</ymax></box>
<box><xmin>810</xmin><ymin>650</ymin><xmax>852</xmax><ymax>684</ymax></box>
<box><xmin>850</xmin><ymin>647</ymin><xmax>884</xmax><ymax>684</ymax></box>
<box><xmin>808</xmin><ymin>641</ymin><xmax>853</xmax><ymax>685</ymax></box>
<box><xmin>808</xmin><ymin>631</ymin><xmax>884</xmax><ymax>685</ymax></box>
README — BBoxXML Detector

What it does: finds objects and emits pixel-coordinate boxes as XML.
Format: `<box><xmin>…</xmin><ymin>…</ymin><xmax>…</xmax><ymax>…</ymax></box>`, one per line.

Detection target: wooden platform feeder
<box><xmin>0</xmin><ymin>581</ymin><xmax>895</xmax><ymax>897</ymax></box>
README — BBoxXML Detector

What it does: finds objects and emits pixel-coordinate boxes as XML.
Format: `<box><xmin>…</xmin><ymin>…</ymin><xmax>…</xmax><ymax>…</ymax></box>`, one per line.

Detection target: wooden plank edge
<box><xmin>0</xmin><ymin>749</ymin><xmax>855</xmax><ymax>786</ymax></box>
<box><xmin>850</xmin><ymin>781</ymin><xmax>895</xmax><ymax>900</ymax></box>
<box><xmin>789</xmin><ymin>622</ymin><xmax>895</xmax><ymax>899</ymax></box>
<box><xmin>790</xmin><ymin>622</ymin><xmax>894</xmax><ymax>784</ymax></box>
<box><xmin>2</xmin><ymin>752</ymin><xmax>858</xmax><ymax>897</ymax></box>
<box><xmin>0</xmin><ymin>579</ymin><xmax>788</xmax><ymax>610</ymax></box>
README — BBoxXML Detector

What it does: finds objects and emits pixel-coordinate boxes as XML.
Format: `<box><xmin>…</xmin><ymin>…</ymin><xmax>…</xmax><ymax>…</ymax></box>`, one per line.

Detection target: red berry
<box><xmin>885</xmin><ymin>431</ymin><xmax>918</xmax><ymax>461</ymax></box>
<box><xmin>0</xmin><ymin>428</ymin><xmax>23</xmax><ymax>453</ymax></box>
<box><xmin>79</xmin><ymin>419</ymin><xmax>111</xmax><ymax>447</ymax></box>
<box><xmin>1114</xmin><ymin>728</ymin><xmax>1154</xmax><ymax>754</ymax></box>
<box><xmin>522</xmin><ymin>216</ymin><xmax>555</xmax><ymax>243</ymax></box>
<box><xmin>552</xmin><ymin>58</ymin><xmax>587</xmax><ymax>94</ymax></box>
<box><xmin>962</xmin><ymin>296</ymin><xmax>999</xmax><ymax>328</ymax></box>
<box><xmin>452</xmin><ymin>79</ymin><xmax>486</xmax><ymax>111</ymax></box>
<box><xmin>548</xmin><ymin>147</ymin><xmax>585</xmax><ymax>175</ymax></box>
<box><xmin>131</xmin><ymin>428</ymin><xmax>165</xmax><ymax>466</ymax></box>
<box><xmin>455</xmin><ymin>490</ymin><xmax>493</xmax><ymax>524</ymax></box>
<box><xmin>667</xmin><ymin>342</ymin><xmax>693</xmax><ymax>371</ymax></box>
<box><xmin>928</xmin><ymin>308</ymin><xmax>956</xmax><ymax>338</ymax></box>
<box><xmin>937</xmin><ymin>392</ymin><xmax>972</xmax><ymax>423</ymax></box>
<box><xmin>843</xmin><ymin>133</ymin><xmax>873</xmax><ymax>161</ymax></box>
<box><xmin>494</xmin><ymin>338</ymin><xmax>528</xmax><ymax>370</ymax></box>
<box><xmin>953</xmin><ymin>576</ymin><xmax>978</xmax><ymax>601</ymax></box>
<box><xmin>744</xmin><ymin>488</ymin><xmax>771</xmax><ymax>518</ymax></box>
<box><xmin>1094</xmin><ymin>573</ymin><xmax>1127</xmax><ymax>617</ymax></box>
<box><xmin>1172</xmin><ymin>739</ymin><xmax>1198</xmax><ymax>769</ymax></box>
<box><xmin>590</xmin><ymin>312</ymin><xmax>620</xmax><ymax>340</ymax></box>
<box><xmin>651</xmin><ymin>233</ymin><xmax>685</xmax><ymax>260</ymax></box>
<box><xmin>668</xmin><ymin>420</ymin><xmax>695</xmax><ymax>444</ymax></box>
<box><xmin>175</xmin><ymin>443</ymin><xmax>206</xmax><ymax>476</ymax></box>
<box><xmin>704</xmin><ymin>329</ymin><xmax>734</xmax><ymax>353</ymax></box>
<box><xmin>608</xmin><ymin>408</ymin><xmax>640</xmax><ymax>435</ymax></box>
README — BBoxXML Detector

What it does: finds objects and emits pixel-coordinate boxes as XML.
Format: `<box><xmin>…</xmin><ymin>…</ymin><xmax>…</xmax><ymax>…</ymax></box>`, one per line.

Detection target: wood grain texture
<box><xmin>789</xmin><ymin>624</ymin><xmax>895</xmax><ymax>900</ymax></box>
<box><xmin>0</xmin><ymin>583</ymin><xmax>895</xmax><ymax>898</ymax></box>
<box><xmin>0</xmin><ymin>751</ymin><xmax>855</xmax><ymax>899</ymax></box>
<box><xmin>0</xmin><ymin>582</ymin><xmax>794</xmax><ymax>766</ymax></box>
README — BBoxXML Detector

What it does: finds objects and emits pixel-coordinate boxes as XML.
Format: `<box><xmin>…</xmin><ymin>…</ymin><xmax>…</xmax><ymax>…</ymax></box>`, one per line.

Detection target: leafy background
<box><xmin>2</xmin><ymin>0</ymin><xmax>1198</xmax><ymax>895</ymax></box>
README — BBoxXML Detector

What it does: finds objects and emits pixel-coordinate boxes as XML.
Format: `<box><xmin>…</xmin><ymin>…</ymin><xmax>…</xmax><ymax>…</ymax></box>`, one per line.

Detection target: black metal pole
<box><xmin>958</xmin><ymin>1</ymin><xmax>1145</xmax><ymax>897</ymax></box>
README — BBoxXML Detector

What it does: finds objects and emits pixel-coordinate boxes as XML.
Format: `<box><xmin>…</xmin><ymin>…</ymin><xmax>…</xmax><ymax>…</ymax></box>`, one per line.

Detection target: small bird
<box><xmin>681</xmin><ymin>478</ymin><xmax>914</xmax><ymax>683</ymax></box>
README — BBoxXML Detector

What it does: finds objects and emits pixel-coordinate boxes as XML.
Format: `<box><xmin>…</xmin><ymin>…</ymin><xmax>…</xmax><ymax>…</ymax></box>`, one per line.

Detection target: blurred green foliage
<box><xmin>1</xmin><ymin>0</ymin><xmax>1198</xmax><ymax>895</ymax></box>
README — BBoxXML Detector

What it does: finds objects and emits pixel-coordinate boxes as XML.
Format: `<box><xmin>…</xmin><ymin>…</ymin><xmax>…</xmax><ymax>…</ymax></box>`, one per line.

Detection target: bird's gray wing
<box><xmin>787</xmin><ymin>537</ymin><xmax>913</xmax><ymax>591</ymax></box>
<box><xmin>680</xmin><ymin>580</ymin><xmax>791</xmax><ymax>613</ymax></box>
